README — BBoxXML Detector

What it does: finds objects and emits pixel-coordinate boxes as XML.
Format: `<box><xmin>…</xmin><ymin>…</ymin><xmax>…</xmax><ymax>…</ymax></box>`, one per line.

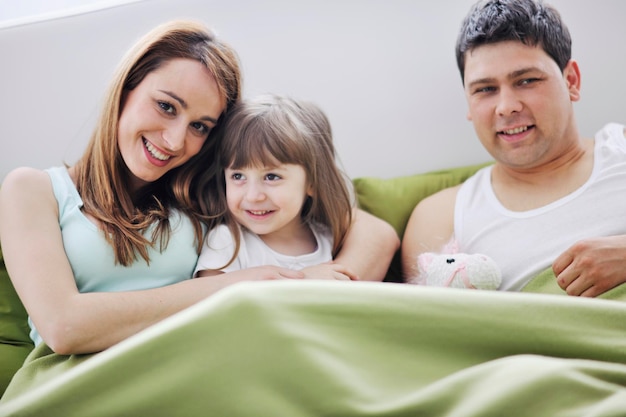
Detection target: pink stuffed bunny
<box><xmin>407</xmin><ymin>252</ymin><xmax>502</xmax><ymax>290</ymax></box>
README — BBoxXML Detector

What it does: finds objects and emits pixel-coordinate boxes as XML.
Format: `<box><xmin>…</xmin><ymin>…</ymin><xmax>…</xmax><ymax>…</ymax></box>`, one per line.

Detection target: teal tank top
<box><xmin>29</xmin><ymin>167</ymin><xmax>200</xmax><ymax>345</ymax></box>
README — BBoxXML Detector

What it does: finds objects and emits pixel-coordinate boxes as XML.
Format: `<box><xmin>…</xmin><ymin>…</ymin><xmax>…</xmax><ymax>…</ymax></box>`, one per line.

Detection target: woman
<box><xmin>0</xmin><ymin>21</ymin><xmax>398</xmax><ymax>361</ymax></box>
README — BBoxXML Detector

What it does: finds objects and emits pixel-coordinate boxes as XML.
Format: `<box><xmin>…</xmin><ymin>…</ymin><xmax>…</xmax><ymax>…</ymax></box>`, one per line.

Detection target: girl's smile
<box><xmin>225</xmin><ymin>163</ymin><xmax>312</xmax><ymax>244</ymax></box>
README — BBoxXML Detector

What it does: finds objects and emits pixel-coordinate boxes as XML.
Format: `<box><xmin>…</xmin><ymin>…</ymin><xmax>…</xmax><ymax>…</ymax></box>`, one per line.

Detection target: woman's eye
<box><xmin>191</xmin><ymin>122</ymin><xmax>209</xmax><ymax>136</ymax></box>
<box><xmin>158</xmin><ymin>101</ymin><xmax>175</xmax><ymax>114</ymax></box>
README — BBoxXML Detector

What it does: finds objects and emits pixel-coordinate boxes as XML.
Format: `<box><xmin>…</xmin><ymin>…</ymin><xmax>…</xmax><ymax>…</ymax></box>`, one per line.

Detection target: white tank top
<box><xmin>454</xmin><ymin>123</ymin><xmax>626</xmax><ymax>291</ymax></box>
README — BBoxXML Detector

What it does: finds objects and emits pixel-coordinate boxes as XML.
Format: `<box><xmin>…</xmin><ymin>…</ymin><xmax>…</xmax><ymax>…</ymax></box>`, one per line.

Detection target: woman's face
<box><xmin>118</xmin><ymin>58</ymin><xmax>225</xmax><ymax>191</ymax></box>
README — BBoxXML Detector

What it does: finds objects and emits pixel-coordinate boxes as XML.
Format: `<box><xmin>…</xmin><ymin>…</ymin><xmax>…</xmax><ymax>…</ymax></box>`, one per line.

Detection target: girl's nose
<box><xmin>245</xmin><ymin>181</ymin><xmax>266</xmax><ymax>202</ymax></box>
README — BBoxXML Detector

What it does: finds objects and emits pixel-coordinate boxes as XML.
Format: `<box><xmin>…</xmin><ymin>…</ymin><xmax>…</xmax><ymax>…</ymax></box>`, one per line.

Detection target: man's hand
<box><xmin>553</xmin><ymin>235</ymin><xmax>626</xmax><ymax>297</ymax></box>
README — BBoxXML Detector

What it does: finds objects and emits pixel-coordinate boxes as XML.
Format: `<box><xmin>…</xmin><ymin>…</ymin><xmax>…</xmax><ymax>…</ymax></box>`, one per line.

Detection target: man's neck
<box><xmin>490</xmin><ymin>138</ymin><xmax>594</xmax><ymax>211</ymax></box>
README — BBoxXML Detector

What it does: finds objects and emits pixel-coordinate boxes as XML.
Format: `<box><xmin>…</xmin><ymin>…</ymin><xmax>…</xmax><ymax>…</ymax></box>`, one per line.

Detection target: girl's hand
<box><xmin>201</xmin><ymin>265</ymin><xmax>305</xmax><ymax>282</ymax></box>
<box><xmin>299</xmin><ymin>262</ymin><xmax>359</xmax><ymax>281</ymax></box>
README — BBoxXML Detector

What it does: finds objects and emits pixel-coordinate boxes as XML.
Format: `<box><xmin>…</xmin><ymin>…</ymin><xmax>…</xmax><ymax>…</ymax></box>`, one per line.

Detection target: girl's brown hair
<box><xmin>217</xmin><ymin>94</ymin><xmax>353</xmax><ymax>260</ymax></box>
<box><xmin>74</xmin><ymin>20</ymin><xmax>242</xmax><ymax>265</ymax></box>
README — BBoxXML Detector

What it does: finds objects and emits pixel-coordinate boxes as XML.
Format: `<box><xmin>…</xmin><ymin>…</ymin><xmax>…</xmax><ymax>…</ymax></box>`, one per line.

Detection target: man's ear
<box><xmin>564</xmin><ymin>59</ymin><xmax>581</xmax><ymax>102</ymax></box>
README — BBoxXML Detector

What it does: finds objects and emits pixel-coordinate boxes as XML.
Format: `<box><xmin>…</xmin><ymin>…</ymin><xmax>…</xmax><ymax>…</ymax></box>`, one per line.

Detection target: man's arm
<box><xmin>553</xmin><ymin>128</ymin><xmax>626</xmax><ymax>297</ymax></box>
<box><xmin>401</xmin><ymin>186</ymin><xmax>459</xmax><ymax>280</ymax></box>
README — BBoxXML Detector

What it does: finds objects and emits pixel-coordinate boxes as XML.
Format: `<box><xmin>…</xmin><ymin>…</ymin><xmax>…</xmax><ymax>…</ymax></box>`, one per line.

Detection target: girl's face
<box><xmin>225</xmin><ymin>162</ymin><xmax>313</xmax><ymax>241</ymax></box>
<box><xmin>118</xmin><ymin>58</ymin><xmax>225</xmax><ymax>191</ymax></box>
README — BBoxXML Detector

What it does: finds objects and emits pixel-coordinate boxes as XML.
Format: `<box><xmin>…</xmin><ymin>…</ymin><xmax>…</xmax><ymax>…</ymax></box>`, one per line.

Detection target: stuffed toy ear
<box><xmin>417</xmin><ymin>252</ymin><xmax>435</xmax><ymax>275</ymax></box>
<box><xmin>441</xmin><ymin>238</ymin><xmax>459</xmax><ymax>254</ymax></box>
<box><xmin>405</xmin><ymin>252</ymin><xmax>435</xmax><ymax>285</ymax></box>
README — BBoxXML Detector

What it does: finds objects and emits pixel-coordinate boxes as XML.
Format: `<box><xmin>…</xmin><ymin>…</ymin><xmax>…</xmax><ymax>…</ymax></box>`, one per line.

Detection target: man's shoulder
<box><xmin>417</xmin><ymin>183</ymin><xmax>462</xmax><ymax>212</ymax></box>
<box><xmin>413</xmin><ymin>164</ymin><xmax>491</xmax><ymax>219</ymax></box>
<box><xmin>595</xmin><ymin>122</ymin><xmax>626</xmax><ymax>143</ymax></box>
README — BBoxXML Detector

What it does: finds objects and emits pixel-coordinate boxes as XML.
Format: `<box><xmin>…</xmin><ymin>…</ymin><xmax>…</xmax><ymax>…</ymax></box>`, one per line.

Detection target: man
<box><xmin>402</xmin><ymin>0</ymin><xmax>626</xmax><ymax>296</ymax></box>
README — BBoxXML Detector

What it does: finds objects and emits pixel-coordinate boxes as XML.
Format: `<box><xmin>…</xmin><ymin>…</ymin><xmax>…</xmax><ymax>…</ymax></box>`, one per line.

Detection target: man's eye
<box><xmin>475</xmin><ymin>86</ymin><xmax>495</xmax><ymax>94</ymax></box>
<box><xmin>520</xmin><ymin>78</ymin><xmax>540</xmax><ymax>86</ymax></box>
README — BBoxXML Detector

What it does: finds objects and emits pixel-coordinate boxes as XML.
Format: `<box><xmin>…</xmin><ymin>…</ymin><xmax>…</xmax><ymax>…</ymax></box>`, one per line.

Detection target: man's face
<box><xmin>462</xmin><ymin>40</ymin><xmax>580</xmax><ymax>170</ymax></box>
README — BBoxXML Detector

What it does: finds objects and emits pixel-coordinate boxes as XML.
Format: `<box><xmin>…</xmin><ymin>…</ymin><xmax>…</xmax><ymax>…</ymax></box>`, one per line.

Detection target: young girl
<box><xmin>194</xmin><ymin>94</ymin><xmax>356</xmax><ymax>279</ymax></box>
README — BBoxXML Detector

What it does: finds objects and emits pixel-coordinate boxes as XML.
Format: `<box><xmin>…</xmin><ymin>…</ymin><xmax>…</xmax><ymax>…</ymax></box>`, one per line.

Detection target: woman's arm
<box><xmin>331</xmin><ymin>208</ymin><xmax>399</xmax><ymax>281</ymax></box>
<box><xmin>0</xmin><ymin>168</ymin><xmax>300</xmax><ymax>355</ymax></box>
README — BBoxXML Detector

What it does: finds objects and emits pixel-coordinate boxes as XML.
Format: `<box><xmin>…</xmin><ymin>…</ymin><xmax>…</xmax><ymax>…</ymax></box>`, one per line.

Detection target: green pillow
<box><xmin>353</xmin><ymin>162</ymin><xmax>491</xmax><ymax>281</ymax></box>
<box><xmin>0</xmin><ymin>245</ymin><xmax>34</xmax><ymax>397</ymax></box>
<box><xmin>353</xmin><ymin>162</ymin><xmax>491</xmax><ymax>240</ymax></box>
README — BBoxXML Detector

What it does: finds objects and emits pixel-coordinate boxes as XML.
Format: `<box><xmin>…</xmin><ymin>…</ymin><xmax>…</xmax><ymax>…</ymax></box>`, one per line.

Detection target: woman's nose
<box><xmin>162</xmin><ymin>121</ymin><xmax>187</xmax><ymax>152</ymax></box>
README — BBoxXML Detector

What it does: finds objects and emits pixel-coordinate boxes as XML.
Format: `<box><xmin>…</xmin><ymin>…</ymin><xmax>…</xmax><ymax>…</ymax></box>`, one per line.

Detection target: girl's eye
<box><xmin>190</xmin><ymin>121</ymin><xmax>209</xmax><ymax>136</ymax></box>
<box><xmin>231</xmin><ymin>173</ymin><xmax>244</xmax><ymax>181</ymax></box>
<box><xmin>265</xmin><ymin>173</ymin><xmax>281</xmax><ymax>181</ymax></box>
<box><xmin>158</xmin><ymin>101</ymin><xmax>175</xmax><ymax>114</ymax></box>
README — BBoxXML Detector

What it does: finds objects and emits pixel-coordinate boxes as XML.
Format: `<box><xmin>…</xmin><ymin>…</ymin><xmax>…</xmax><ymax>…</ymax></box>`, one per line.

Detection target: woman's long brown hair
<box><xmin>73</xmin><ymin>20</ymin><xmax>242</xmax><ymax>266</ymax></box>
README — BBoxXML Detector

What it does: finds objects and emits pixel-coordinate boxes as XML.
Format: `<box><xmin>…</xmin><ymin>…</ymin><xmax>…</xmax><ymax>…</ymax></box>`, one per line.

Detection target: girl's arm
<box><xmin>0</xmin><ymin>168</ymin><xmax>300</xmax><ymax>355</ymax></box>
<box><xmin>331</xmin><ymin>208</ymin><xmax>400</xmax><ymax>281</ymax></box>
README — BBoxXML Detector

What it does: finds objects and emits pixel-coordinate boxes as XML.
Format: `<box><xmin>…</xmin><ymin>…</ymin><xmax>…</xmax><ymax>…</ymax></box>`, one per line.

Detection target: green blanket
<box><xmin>1</xmin><ymin>280</ymin><xmax>625</xmax><ymax>416</ymax></box>
<box><xmin>522</xmin><ymin>267</ymin><xmax>626</xmax><ymax>301</ymax></box>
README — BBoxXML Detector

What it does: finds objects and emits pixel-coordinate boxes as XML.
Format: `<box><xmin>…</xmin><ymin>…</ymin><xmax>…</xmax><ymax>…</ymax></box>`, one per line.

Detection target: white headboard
<box><xmin>1</xmin><ymin>0</ymin><xmax>624</xmax><ymax>181</ymax></box>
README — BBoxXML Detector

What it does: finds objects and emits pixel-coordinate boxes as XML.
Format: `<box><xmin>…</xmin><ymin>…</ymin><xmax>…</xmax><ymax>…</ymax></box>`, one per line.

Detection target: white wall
<box><xmin>0</xmin><ymin>0</ymin><xmax>144</xmax><ymax>27</ymax></box>
<box><xmin>1</xmin><ymin>0</ymin><xmax>625</xmax><ymax>181</ymax></box>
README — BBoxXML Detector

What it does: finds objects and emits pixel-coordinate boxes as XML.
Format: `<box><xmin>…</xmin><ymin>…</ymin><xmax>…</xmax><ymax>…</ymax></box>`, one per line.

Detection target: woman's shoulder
<box><xmin>2</xmin><ymin>166</ymin><xmax>78</xmax><ymax>204</ymax></box>
<box><xmin>1</xmin><ymin>167</ymin><xmax>52</xmax><ymax>195</ymax></box>
<box><xmin>0</xmin><ymin>167</ymin><xmax>58</xmax><ymax>226</ymax></box>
